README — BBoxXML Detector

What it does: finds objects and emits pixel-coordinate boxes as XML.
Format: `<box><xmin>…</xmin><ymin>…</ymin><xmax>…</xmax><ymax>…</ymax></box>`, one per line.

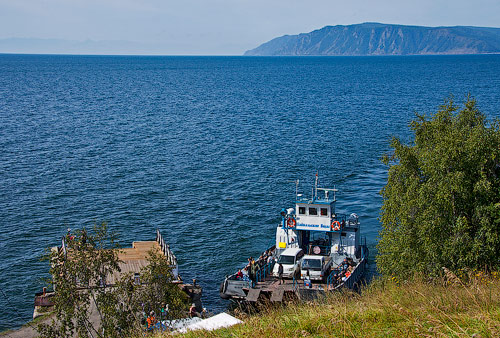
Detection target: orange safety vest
<box><xmin>147</xmin><ymin>316</ymin><xmax>155</xmax><ymax>328</ymax></box>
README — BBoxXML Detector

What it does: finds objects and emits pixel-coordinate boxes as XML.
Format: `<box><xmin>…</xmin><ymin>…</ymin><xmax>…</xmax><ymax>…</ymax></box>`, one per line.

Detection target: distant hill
<box><xmin>0</xmin><ymin>38</ymin><xmax>157</xmax><ymax>55</ymax></box>
<box><xmin>0</xmin><ymin>38</ymin><xmax>213</xmax><ymax>55</ymax></box>
<box><xmin>244</xmin><ymin>23</ymin><xmax>500</xmax><ymax>56</ymax></box>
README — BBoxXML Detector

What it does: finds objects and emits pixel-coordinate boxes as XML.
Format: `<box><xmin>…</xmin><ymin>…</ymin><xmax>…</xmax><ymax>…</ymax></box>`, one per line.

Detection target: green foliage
<box><xmin>133</xmin><ymin>249</ymin><xmax>190</xmax><ymax>320</ymax></box>
<box><xmin>37</xmin><ymin>222</ymin><xmax>131</xmax><ymax>338</ymax></box>
<box><xmin>377</xmin><ymin>96</ymin><xmax>500</xmax><ymax>279</ymax></box>
<box><xmin>37</xmin><ymin>223</ymin><xmax>188</xmax><ymax>338</ymax></box>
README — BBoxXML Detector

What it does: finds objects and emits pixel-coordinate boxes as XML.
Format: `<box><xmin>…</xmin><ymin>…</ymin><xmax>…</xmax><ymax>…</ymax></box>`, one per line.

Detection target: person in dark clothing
<box><xmin>250</xmin><ymin>260</ymin><xmax>259</xmax><ymax>287</ymax></box>
<box><xmin>189</xmin><ymin>303</ymin><xmax>198</xmax><ymax>318</ymax></box>
<box><xmin>341</xmin><ymin>258</ymin><xmax>349</xmax><ymax>272</ymax></box>
<box><xmin>278</xmin><ymin>263</ymin><xmax>284</xmax><ymax>285</ymax></box>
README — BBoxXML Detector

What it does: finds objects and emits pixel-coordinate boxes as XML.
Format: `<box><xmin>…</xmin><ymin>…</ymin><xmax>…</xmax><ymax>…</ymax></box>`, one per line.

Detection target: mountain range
<box><xmin>244</xmin><ymin>23</ymin><xmax>500</xmax><ymax>56</ymax></box>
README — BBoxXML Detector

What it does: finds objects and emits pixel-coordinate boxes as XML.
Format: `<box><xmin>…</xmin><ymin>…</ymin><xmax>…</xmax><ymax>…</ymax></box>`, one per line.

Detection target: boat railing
<box><xmin>360</xmin><ymin>236</ymin><xmax>368</xmax><ymax>260</ymax></box>
<box><xmin>333</xmin><ymin>214</ymin><xmax>360</xmax><ymax>229</ymax></box>
<box><xmin>156</xmin><ymin>229</ymin><xmax>178</xmax><ymax>275</ymax></box>
<box><xmin>256</xmin><ymin>260</ymin><xmax>275</xmax><ymax>283</ymax></box>
<box><xmin>326</xmin><ymin>257</ymin><xmax>366</xmax><ymax>290</ymax></box>
<box><xmin>348</xmin><ymin>261</ymin><xmax>363</xmax><ymax>288</ymax></box>
<box><xmin>61</xmin><ymin>236</ymin><xmax>67</xmax><ymax>258</ymax></box>
<box><xmin>225</xmin><ymin>245</ymin><xmax>276</xmax><ymax>283</ymax></box>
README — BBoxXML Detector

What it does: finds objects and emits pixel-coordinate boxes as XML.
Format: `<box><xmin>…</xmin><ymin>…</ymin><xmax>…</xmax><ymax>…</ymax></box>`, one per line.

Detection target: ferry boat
<box><xmin>220</xmin><ymin>175</ymin><xmax>368</xmax><ymax>303</ymax></box>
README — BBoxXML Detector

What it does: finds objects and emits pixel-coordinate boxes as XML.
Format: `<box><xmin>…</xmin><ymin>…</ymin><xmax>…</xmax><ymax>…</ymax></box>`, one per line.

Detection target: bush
<box><xmin>377</xmin><ymin>96</ymin><xmax>500</xmax><ymax>279</ymax></box>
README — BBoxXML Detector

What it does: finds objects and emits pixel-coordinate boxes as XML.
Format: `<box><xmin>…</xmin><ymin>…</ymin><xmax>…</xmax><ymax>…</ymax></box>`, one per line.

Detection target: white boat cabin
<box><xmin>275</xmin><ymin>179</ymin><xmax>361</xmax><ymax>261</ymax></box>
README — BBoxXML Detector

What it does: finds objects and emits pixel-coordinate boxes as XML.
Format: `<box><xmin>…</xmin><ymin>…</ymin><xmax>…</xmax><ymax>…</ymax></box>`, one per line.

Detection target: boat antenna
<box><xmin>287</xmin><ymin>180</ymin><xmax>300</xmax><ymax>200</ymax></box>
<box><xmin>315</xmin><ymin>171</ymin><xmax>319</xmax><ymax>200</ymax></box>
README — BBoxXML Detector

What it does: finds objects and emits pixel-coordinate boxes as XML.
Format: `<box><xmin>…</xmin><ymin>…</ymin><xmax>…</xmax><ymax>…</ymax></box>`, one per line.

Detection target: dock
<box><xmin>108</xmin><ymin>232</ymin><xmax>178</xmax><ymax>285</ymax></box>
<box><xmin>35</xmin><ymin>229</ymin><xmax>202</xmax><ymax>318</ymax></box>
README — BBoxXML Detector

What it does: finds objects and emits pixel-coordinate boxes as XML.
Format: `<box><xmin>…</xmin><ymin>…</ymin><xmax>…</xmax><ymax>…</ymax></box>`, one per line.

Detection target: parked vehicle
<box><xmin>273</xmin><ymin>247</ymin><xmax>304</xmax><ymax>278</ymax></box>
<box><xmin>300</xmin><ymin>255</ymin><xmax>332</xmax><ymax>281</ymax></box>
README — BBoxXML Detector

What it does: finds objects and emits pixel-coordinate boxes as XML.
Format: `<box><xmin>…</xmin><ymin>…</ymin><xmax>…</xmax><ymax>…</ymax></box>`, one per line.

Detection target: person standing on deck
<box><xmin>250</xmin><ymin>259</ymin><xmax>259</xmax><ymax>288</ymax></box>
<box><xmin>247</xmin><ymin>257</ymin><xmax>254</xmax><ymax>284</ymax></box>
<box><xmin>278</xmin><ymin>263</ymin><xmax>284</xmax><ymax>285</ymax></box>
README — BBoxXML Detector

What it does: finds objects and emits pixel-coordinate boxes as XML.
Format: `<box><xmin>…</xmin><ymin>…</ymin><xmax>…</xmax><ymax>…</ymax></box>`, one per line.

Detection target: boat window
<box><xmin>309</xmin><ymin>207</ymin><xmax>317</xmax><ymax>216</ymax></box>
<box><xmin>299</xmin><ymin>207</ymin><xmax>306</xmax><ymax>215</ymax></box>
<box><xmin>277</xmin><ymin>255</ymin><xmax>295</xmax><ymax>265</ymax></box>
<box><xmin>320</xmin><ymin>208</ymin><xmax>328</xmax><ymax>216</ymax></box>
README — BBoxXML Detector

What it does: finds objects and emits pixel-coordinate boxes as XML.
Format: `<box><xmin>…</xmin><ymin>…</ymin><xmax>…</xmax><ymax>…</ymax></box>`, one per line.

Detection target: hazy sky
<box><xmin>1</xmin><ymin>0</ymin><xmax>499</xmax><ymax>55</ymax></box>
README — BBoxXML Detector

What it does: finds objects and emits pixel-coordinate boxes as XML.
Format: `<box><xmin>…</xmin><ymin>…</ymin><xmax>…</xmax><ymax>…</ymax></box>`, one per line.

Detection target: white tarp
<box><xmin>178</xmin><ymin>312</ymin><xmax>242</xmax><ymax>333</ymax></box>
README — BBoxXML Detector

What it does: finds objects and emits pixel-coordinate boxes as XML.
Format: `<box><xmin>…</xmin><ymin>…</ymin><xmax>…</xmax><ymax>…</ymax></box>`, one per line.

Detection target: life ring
<box><xmin>287</xmin><ymin>218</ymin><xmax>296</xmax><ymax>228</ymax></box>
<box><xmin>331</xmin><ymin>220</ymin><xmax>341</xmax><ymax>231</ymax></box>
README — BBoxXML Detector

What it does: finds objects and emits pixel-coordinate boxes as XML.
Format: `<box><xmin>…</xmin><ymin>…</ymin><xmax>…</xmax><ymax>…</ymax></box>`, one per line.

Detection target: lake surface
<box><xmin>1</xmin><ymin>54</ymin><xmax>499</xmax><ymax>330</ymax></box>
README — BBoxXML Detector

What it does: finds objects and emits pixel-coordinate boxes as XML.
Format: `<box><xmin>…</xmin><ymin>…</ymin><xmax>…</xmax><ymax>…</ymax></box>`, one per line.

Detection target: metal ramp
<box><xmin>270</xmin><ymin>288</ymin><xmax>284</xmax><ymax>302</ymax></box>
<box><xmin>245</xmin><ymin>288</ymin><xmax>261</xmax><ymax>302</ymax></box>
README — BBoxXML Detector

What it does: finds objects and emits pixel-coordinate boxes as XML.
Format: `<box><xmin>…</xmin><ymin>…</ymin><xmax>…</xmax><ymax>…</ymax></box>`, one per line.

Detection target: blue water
<box><xmin>1</xmin><ymin>54</ymin><xmax>499</xmax><ymax>331</ymax></box>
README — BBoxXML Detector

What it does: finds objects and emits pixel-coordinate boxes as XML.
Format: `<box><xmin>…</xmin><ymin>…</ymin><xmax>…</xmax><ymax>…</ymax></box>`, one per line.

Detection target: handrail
<box><xmin>156</xmin><ymin>229</ymin><xmax>178</xmax><ymax>277</ymax></box>
<box><xmin>329</xmin><ymin>214</ymin><xmax>359</xmax><ymax>226</ymax></box>
<box><xmin>326</xmin><ymin>268</ymin><xmax>340</xmax><ymax>289</ymax></box>
<box><xmin>227</xmin><ymin>245</ymin><xmax>276</xmax><ymax>281</ymax></box>
<box><xmin>61</xmin><ymin>236</ymin><xmax>67</xmax><ymax>259</ymax></box>
<box><xmin>255</xmin><ymin>260</ymin><xmax>274</xmax><ymax>283</ymax></box>
<box><xmin>327</xmin><ymin>258</ymin><xmax>366</xmax><ymax>290</ymax></box>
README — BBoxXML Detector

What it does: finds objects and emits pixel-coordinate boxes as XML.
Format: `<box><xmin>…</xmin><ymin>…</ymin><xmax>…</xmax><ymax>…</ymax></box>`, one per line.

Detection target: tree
<box><xmin>377</xmin><ymin>96</ymin><xmax>500</xmax><ymax>279</ymax></box>
<box><xmin>132</xmin><ymin>249</ymin><xmax>190</xmax><ymax>321</ymax></box>
<box><xmin>37</xmin><ymin>222</ymin><xmax>126</xmax><ymax>338</ymax></box>
<box><xmin>37</xmin><ymin>223</ymin><xmax>189</xmax><ymax>338</ymax></box>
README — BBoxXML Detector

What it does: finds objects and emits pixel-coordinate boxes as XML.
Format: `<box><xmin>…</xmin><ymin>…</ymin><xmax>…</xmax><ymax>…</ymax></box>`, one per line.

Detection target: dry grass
<box><xmin>144</xmin><ymin>274</ymin><xmax>500</xmax><ymax>338</ymax></box>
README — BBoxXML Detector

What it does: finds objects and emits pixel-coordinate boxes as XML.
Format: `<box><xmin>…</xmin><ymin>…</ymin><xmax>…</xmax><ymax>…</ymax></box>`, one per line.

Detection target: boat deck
<box><xmin>241</xmin><ymin>277</ymin><xmax>329</xmax><ymax>302</ymax></box>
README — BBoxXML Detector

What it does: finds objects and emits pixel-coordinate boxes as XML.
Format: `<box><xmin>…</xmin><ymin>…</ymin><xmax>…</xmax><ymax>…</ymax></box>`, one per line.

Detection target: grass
<box><xmin>147</xmin><ymin>273</ymin><xmax>500</xmax><ymax>338</ymax></box>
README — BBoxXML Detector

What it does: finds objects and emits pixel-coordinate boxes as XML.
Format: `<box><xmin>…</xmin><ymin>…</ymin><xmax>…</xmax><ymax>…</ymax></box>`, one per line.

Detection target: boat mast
<box><xmin>314</xmin><ymin>171</ymin><xmax>319</xmax><ymax>200</ymax></box>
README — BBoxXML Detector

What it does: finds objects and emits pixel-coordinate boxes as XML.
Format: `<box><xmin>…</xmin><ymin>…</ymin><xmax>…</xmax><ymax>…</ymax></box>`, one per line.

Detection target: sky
<box><xmin>0</xmin><ymin>0</ymin><xmax>499</xmax><ymax>55</ymax></box>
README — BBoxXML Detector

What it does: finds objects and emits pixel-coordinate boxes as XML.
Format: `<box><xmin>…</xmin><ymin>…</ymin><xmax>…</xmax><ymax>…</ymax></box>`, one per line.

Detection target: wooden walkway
<box><xmin>108</xmin><ymin>241</ymin><xmax>161</xmax><ymax>284</ymax></box>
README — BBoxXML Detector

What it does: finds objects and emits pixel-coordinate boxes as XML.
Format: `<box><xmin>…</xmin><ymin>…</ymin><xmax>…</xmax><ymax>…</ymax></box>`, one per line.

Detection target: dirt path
<box><xmin>1</xmin><ymin>299</ymin><xmax>102</xmax><ymax>338</ymax></box>
<box><xmin>0</xmin><ymin>316</ymin><xmax>50</xmax><ymax>338</ymax></box>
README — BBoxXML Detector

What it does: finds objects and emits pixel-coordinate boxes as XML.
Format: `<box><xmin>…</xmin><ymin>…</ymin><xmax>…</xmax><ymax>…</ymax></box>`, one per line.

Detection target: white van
<box><xmin>273</xmin><ymin>248</ymin><xmax>304</xmax><ymax>279</ymax></box>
